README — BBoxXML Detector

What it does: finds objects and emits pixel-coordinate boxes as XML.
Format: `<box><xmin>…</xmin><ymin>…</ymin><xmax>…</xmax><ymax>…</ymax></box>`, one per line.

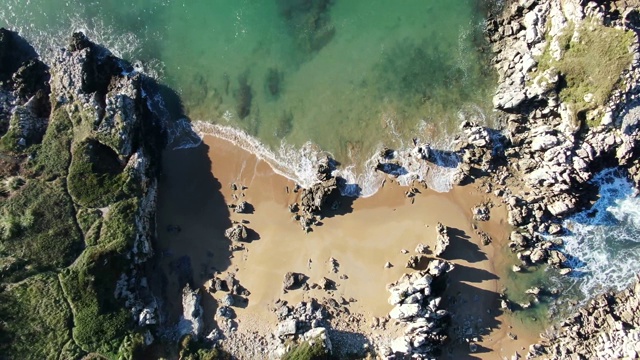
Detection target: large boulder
<box><xmin>224</xmin><ymin>224</ymin><xmax>248</xmax><ymax>242</ymax></box>
<box><xmin>282</xmin><ymin>272</ymin><xmax>307</xmax><ymax>291</ymax></box>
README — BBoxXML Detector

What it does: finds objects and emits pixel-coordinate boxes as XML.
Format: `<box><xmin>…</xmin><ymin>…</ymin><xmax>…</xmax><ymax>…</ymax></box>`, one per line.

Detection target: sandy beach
<box><xmin>153</xmin><ymin>134</ymin><xmax>541</xmax><ymax>359</ymax></box>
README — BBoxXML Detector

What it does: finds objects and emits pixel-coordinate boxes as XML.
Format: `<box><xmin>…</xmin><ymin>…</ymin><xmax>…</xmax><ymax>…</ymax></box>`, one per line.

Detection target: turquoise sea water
<box><xmin>1</xmin><ymin>0</ymin><xmax>495</xmax><ymax>174</ymax></box>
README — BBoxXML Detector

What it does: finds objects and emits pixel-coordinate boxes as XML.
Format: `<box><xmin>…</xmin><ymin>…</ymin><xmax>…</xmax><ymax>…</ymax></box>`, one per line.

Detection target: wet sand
<box><xmin>153</xmin><ymin>134</ymin><xmax>541</xmax><ymax>359</ymax></box>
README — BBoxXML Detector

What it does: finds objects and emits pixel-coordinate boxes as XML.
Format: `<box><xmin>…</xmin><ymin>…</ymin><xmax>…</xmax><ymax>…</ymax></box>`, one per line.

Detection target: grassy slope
<box><xmin>531</xmin><ymin>18</ymin><xmax>635</xmax><ymax>125</ymax></box>
<box><xmin>0</xmin><ymin>96</ymin><xmax>150</xmax><ymax>358</ymax></box>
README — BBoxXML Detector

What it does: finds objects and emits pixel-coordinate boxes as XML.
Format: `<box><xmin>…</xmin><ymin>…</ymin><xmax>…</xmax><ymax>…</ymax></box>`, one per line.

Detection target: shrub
<box><xmin>282</xmin><ymin>341</ymin><xmax>329</xmax><ymax>360</ymax></box>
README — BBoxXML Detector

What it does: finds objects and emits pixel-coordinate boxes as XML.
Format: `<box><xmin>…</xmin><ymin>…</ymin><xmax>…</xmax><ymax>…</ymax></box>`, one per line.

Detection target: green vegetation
<box><xmin>281</xmin><ymin>341</ymin><xmax>330</xmax><ymax>360</ymax></box>
<box><xmin>2</xmin><ymin>71</ymin><xmax>152</xmax><ymax>360</ymax></box>
<box><xmin>60</xmin><ymin>247</ymin><xmax>132</xmax><ymax>356</ymax></box>
<box><xmin>532</xmin><ymin>18</ymin><xmax>635</xmax><ymax>125</ymax></box>
<box><xmin>178</xmin><ymin>334</ymin><xmax>231</xmax><ymax>360</ymax></box>
<box><xmin>0</xmin><ymin>179</ymin><xmax>83</xmax><ymax>280</ymax></box>
<box><xmin>68</xmin><ymin>138</ymin><xmax>137</xmax><ymax>208</ymax></box>
<box><xmin>0</xmin><ymin>112</ymin><xmax>24</xmax><ymax>152</ymax></box>
<box><xmin>76</xmin><ymin>207</ymin><xmax>104</xmax><ymax>246</ymax></box>
<box><xmin>57</xmin><ymin>198</ymin><xmax>140</xmax><ymax>356</ymax></box>
<box><xmin>32</xmin><ymin>108</ymin><xmax>73</xmax><ymax>180</ymax></box>
<box><xmin>0</xmin><ymin>273</ymin><xmax>74</xmax><ymax>359</ymax></box>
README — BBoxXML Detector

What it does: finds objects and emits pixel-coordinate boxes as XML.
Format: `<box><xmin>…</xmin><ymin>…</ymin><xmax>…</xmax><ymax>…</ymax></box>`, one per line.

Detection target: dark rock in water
<box><xmin>529</xmin><ymin>248</ymin><xmax>548</xmax><ymax>264</ymax></box>
<box><xmin>276</xmin><ymin>0</ymin><xmax>336</xmax><ymax>55</ymax></box>
<box><xmin>224</xmin><ymin>224</ymin><xmax>248</xmax><ymax>242</ymax></box>
<box><xmin>235</xmin><ymin>73</ymin><xmax>252</xmax><ymax>119</ymax></box>
<box><xmin>265</xmin><ymin>67</ymin><xmax>283</xmax><ymax>97</ymax></box>
<box><xmin>283</xmin><ymin>272</ymin><xmax>308</xmax><ymax>291</ymax></box>
<box><xmin>68</xmin><ymin>31</ymin><xmax>92</xmax><ymax>51</ymax></box>
<box><xmin>0</xmin><ymin>28</ymin><xmax>39</xmax><ymax>84</ymax></box>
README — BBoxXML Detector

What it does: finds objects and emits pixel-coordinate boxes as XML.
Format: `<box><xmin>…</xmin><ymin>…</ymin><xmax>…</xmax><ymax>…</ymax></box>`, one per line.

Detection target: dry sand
<box><xmin>153</xmin><ymin>134</ymin><xmax>541</xmax><ymax>359</ymax></box>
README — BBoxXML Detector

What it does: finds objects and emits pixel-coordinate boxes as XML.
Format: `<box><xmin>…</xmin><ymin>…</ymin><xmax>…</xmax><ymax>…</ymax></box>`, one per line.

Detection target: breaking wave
<box><xmin>560</xmin><ymin>169</ymin><xmax>640</xmax><ymax>300</ymax></box>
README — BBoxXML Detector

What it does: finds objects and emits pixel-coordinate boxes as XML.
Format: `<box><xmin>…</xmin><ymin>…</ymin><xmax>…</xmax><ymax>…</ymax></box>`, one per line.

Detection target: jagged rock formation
<box><xmin>384</xmin><ymin>259</ymin><xmax>454</xmax><ymax>359</ymax></box>
<box><xmin>289</xmin><ymin>156</ymin><xmax>340</xmax><ymax>232</ymax></box>
<box><xmin>477</xmin><ymin>0</ymin><xmax>640</xmax><ymax>235</ymax></box>
<box><xmin>468</xmin><ymin>0</ymin><xmax>640</xmax><ymax>356</ymax></box>
<box><xmin>434</xmin><ymin>222</ymin><xmax>450</xmax><ymax>257</ymax></box>
<box><xmin>177</xmin><ymin>285</ymin><xmax>204</xmax><ymax>339</ymax></box>
<box><xmin>529</xmin><ymin>276</ymin><xmax>640</xmax><ymax>359</ymax></box>
<box><xmin>224</xmin><ymin>223</ymin><xmax>249</xmax><ymax>242</ymax></box>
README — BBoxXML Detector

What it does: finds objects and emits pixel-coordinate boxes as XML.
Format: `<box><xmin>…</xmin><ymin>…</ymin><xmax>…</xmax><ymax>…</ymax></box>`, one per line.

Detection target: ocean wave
<box><xmin>560</xmin><ymin>169</ymin><xmax>640</xmax><ymax>301</ymax></box>
<box><xmin>167</xmin><ymin>119</ymin><xmax>466</xmax><ymax>197</ymax></box>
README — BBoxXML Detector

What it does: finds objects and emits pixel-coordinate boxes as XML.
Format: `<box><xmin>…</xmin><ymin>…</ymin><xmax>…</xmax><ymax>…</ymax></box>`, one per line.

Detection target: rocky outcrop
<box><xmin>383</xmin><ymin>259</ymin><xmax>454</xmax><ymax>359</ymax></box>
<box><xmin>282</xmin><ymin>272</ymin><xmax>307</xmax><ymax>291</ymax></box>
<box><xmin>289</xmin><ymin>156</ymin><xmax>340</xmax><ymax>232</ymax></box>
<box><xmin>177</xmin><ymin>285</ymin><xmax>204</xmax><ymax>339</ymax></box>
<box><xmin>271</xmin><ymin>298</ymin><xmax>336</xmax><ymax>357</ymax></box>
<box><xmin>434</xmin><ymin>222</ymin><xmax>450</xmax><ymax>257</ymax></box>
<box><xmin>0</xmin><ymin>29</ymin><xmax>165</xmax><ymax>358</ymax></box>
<box><xmin>529</xmin><ymin>275</ymin><xmax>640</xmax><ymax>359</ymax></box>
<box><xmin>224</xmin><ymin>223</ymin><xmax>249</xmax><ymax>242</ymax></box>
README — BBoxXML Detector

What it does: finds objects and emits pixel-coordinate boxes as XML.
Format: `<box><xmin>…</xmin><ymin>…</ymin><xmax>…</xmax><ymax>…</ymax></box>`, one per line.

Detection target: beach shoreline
<box><xmin>153</xmin><ymin>133</ymin><xmax>541</xmax><ymax>359</ymax></box>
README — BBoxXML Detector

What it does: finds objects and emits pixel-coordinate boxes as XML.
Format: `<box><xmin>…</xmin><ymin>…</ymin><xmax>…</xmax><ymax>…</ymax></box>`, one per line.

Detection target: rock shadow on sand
<box><xmin>153</xmin><ymin>139</ymin><xmax>235</xmax><ymax>325</ymax></box>
<box><xmin>442</xmin><ymin>281</ymin><xmax>503</xmax><ymax>359</ymax></box>
<box><xmin>444</xmin><ymin>227</ymin><xmax>488</xmax><ymax>263</ymax></box>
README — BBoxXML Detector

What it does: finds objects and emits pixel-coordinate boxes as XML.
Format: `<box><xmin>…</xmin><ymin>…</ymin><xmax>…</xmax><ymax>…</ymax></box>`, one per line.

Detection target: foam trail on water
<box><xmin>191</xmin><ymin>121</ymin><xmax>328</xmax><ymax>189</ymax></box>
<box><xmin>560</xmin><ymin>169</ymin><xmax>640</xmax><ymax>301</ymax></box>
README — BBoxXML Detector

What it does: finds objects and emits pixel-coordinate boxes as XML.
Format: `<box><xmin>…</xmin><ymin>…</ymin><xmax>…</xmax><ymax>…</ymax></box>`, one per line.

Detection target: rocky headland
<box><xmin>0</xmin><ymin>29</ymin><xmax>163</xmax><ymax>358</ymax></box>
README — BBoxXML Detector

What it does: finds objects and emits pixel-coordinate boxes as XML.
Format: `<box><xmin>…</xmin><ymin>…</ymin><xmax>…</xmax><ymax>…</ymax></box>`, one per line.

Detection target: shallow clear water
<box><xmin>1</xmin><ymin>0</ymin><xmax>495</xmax><ymax>173</ymax></box>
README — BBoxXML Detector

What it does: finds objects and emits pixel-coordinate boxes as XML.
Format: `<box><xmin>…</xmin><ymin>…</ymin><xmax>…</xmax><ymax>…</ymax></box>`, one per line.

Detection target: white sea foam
<box><xmin>167</xmin><ymin>119</ymin><xmax>465</xmax><ymax>197</ymax></box>
<box><xmin>560</xmin><ymin>169</ymin><xmax>640</xmax><ymax>301</ymax></box>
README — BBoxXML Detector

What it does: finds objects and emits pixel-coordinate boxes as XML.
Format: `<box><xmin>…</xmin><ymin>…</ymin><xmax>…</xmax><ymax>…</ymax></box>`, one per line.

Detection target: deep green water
<box><xmin>1</xmin><ymin>0</ymin><xmax>495</xmax><ymax>173</ymax></box>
